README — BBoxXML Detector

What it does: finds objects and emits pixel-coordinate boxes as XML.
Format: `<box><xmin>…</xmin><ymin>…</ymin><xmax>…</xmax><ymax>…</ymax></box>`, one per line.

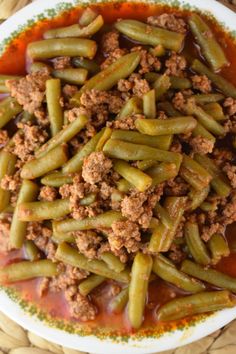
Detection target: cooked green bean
<box><xmin>180</xmin><ymin>154</ymin><xmax>212</xmax><ymax>190</ymax></box>
<box><xmin>18</xmin><ymin>198</ymin><xmax>70</xmax><ymax>222</ymax></box>
<box><xmin>0</xmin><ymin>260</ymin><xmax>58</xmax><ymax>283</ymax></box>
<box><xmin>53</xmin><ymin>210</ymin><xmax>125</xmax><ymax>234</ymax></box>
<box><xmin>143</xmin><ymin>89</ymin><xmax>156</xmax><ymax>118</ymax></box>
<box><xmin>115</xmin><ymin>19</ymin><xmax>185</xmax><ymax>51</ymax></box>
<box><xmin>103</xmin><ymin>139</ymin><xmax>183</xmax><ymax>165</ymax></box>
<box><xmin>72</xmin><ymin>57</ymin><xmax>100</xmax><ymax>75</ymax></box>
<box><xmin>117</xmin><ymin>97</ymin><xmax>143</xmax><ymax>118</ymax></box>
<box><xmin>208</xmin><ymin>233</ymin><xmax>230</xmax><ymax>265</ymax></box>
<box><xmin>10</xmin><ymin>180</ymin><xmax>39</xmax><ymax>249</ymax></box>
<box><xmin>188</xmin><ymin>185</ymin><xmax>210</xmax><ymax>211</ymax></box>
<box><xmin>192</xmin><ymin>122</ymin><xmax>216</xmax><ymax>143</ymax></box>
<box><xmin>79</xmin><ymin>193</ymin><xmax>97</xmax><ymax>206</ymax></box>
<box><xmin>79</xmin><ymin>274</ymin><xmax>105</xmax><ymax>296</ymax></box>
<box><xmin>181</xmin><ymin>259</ymin><xmax>236</xmax><ymax>293</ymax></box>
<box><xmin>200</xmin><ymin>201</ymin><xmax>217</xmax><ymax>212</ymax></box>
<box><xmin>62</xmin><ymin>130</ymin><xmax>103</xmax><ymax>174</ymax></box>
<box><xmin>56</xmin><ymin>242</ymin><xmax>130</xmax><ymax>282</ymax></box>
<box><xmin>79</xmin><ymin>8</ymin><xmax>98</xmax><ymax>26</ymax></box>
<box><xmin>116</xmin><ymin>178</ymin><xmax>133</xmax><ymax>193</ymax></box>
<box><xmin>153</xmin><ymin>74</ymin><xmax>171</xmax><ymax>100</ymax></box>
<box><xmin>41</xmin><ymin>172</ymin><xmax>73</xmax><ymax>187</ymax></box>
<box><xmin>203</xmin><ymin>102</ymin><xmax>226</xmax><ymax>121</ymax></box>
<box><xmin>109</xmin><ymin>287</ymin><xmax>129</xmax><ymax>313</ymax></box>
<box><xmin>44</xmin><ymin>15</ymin><xmax>104</xmax><ymax>39</ymax></box>
<box><xmin>149</xmin><ymin>44</ymin><xmax>165</xmax><ymax>57</ymax></box>
<box><xmin>0</xmin><ymin>151</ymin><xmax>17</xmax><ymax>212</ymax></box>
<box><xmin>194</xmin><ymin>154</ymin><xmax>231</xmax><ymax>197</ymax></box>
<box><xmin>136</xmin><ymin>160</ymin><xmax>157</xmax><ymax>171</ymax></box>
<box><xmin>111</xmin><ymin>130</ymin><xmax>172</xmax><ymax>151</ymax></box>
<box><xmin>128</xmin><ymin>252</ymin><xmax>153</xmax><ymax>329</ymax></box>
<box><xmin>96</xmin><ymin>127</ymin><xmax>112</xmax><ymax>151</ymax></box>
<box><xmin>191</xmin><ymin>59</ymin><xmax>236</xmax><ymax>99</ymax></box>
<box><xmin>72</xmin><ymin>52</ymin><xmax>141</xmax><ymax>103</ymax></box>
<box><xmin>24</xmin><ymin>240</ymin><xmax>40</xmax><ymax>261</ymax></box>
<box><xmin>27</xmin><ymin>38</ymin><xmax>97</xmax><ymax>60</ymax></box>
<box><xmin>154</xmin><ymin>202</ymin><xmax>173</xmax><ymax>229</ymax></box>
<box><xmin>193</xmin><ymin>93</ymin><xmax>225</xmax><ymax>104</ymax></box>
<box><xmin>36</xmin><ymin>114</ymin><xmax>88</xmax><ymax>158</ymax></box>
<box><xmin>52</xmin><ymin>68</ymin><xmax>88</xmax><ymax>85</ymax></box>
<box><xmin>135</xmin><ymin>116</ymin><xmax>197</xmax><ymax>136</ymax></box>
<box><xmin>145</xmin><ymin>73</ymin><xmax>191</xmax><ymax>90</ymax></box>
<box><xmin>157</xmin><ymin>290</ymin><xmax>235</xmax><ymax>321</ymax></box>
<box><xmin>100</xmin><ymin>252</ymin><xmax>125</xmax><ymax>273</ymax></box>
<box><xmin>144</xmin><ymin>72</ymin><xmax>159</xmax><ymax>83</ymax></box>
<box><xmin>185</xmin><ymin>222</ymin><xmax>211</xmax><ymax>265</ymax></box>
<box><xmin>0</xmin><ymin>97</ymin><xmax>22</xmax><ymax>128</ymax></box>
<box><xmin>113</xmin><ymin>160</ymin><xmax>152</xmax><ymax>192</ymax></box>
<box><xmin>0</xmin><ymin>75</ymin><xmax>21</xmax><ymax>92</ymax></box>
<box><xmin>52</xmin><ymin>231</ymin><xmax>75</xmax><ymax>244</ymax></box>
<box><xmin>46</xmin><ymin>79</ymin><xmax>63</xmax><ymax>136</ymax></box>
<box><xmin>21</xmin><ymin>144</ymin><xmax>68</xmax><ymax>179</ymax></box>
<box><xmin>158</xmin><ymin>101</ymin><xmax>181</xmax><ymax>117</ymax></box>
<box><xmin>29</xmin><ymin>61</ymin><xmax>52</xmax><ymax>73</ymax></box>
<box><xmin>147</xmin><ymin>162</ymin><xmax>178</xmax><ymax>186</ymax></box>
<box><xmin>153</xmin><ymin>255</ymin><xmax>205</xmax><ymax>293</ymax></box>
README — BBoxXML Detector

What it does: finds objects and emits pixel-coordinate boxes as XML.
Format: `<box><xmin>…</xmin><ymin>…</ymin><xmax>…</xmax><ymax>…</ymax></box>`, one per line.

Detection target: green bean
<box><xmin>28</xmin><ymin>38</ymin><xmax>97</xmax><ymax>60</ymax></box>
<box><xmin>185</xmin><ymin>99</ymin><xmax>224</xmax><ymax>135</ymax></box>
<box><xmin>185</xmin><ymin>222</ymin><xmax>211</xmax><ymax>265</ymax></box>
<box><xmin>96</xmin><ymin>127</ymin><xmax>112</xmax><ymax>151</ymax></box>
<box><xmin>0</xmin><ymin>260</ymin><xmax>58</xmax><ymax>283</ymax></box>
<box><xmin>116</xmin><ymin>178</ymin><xmax>133</xmax><ymax>193</ymax></box>
<box><xmin>154</xmin><ymin>202</ymin><xmax>173</xmax><ymax>229</ymax></box>
<box><xmin>0</xmin><ymin>151</ymin><xmax>17</xmax><ymax>212</ymax></box>
<box><xmin>0</xmin><ymin>84</ymin><xmax>9</xmax><ymax>93</ymax></box>
<box><xmin>135</xmin><ymin>116</ymin><xmax>197</xmax><ymax>136</ymax></box>
<box><xmin>100</xmin><ymin>252</ymin><xmax>125</xmax><ymax>273</ymax></box>
<box><xmin>193</xmin><ymin>93</ymin><xmax>225</xmax><ymax>104</ymax></box>
<box><xmin>41</xmin><ymin>172</ymin><xmax>73</xmax><ymax>187</ymax></box>
<box><xmin>72</xmin><ymin>57</ymin><xmax>100</xmax><ymax>75</ymax></box>
<box><xmin>194</xmin><ymin>154</ymin><xmax>231</xmax><ymax>197</ymax></box>
<box><xmin>147</xmin><ymin>162</ymin><xmax>178</xmax><ymax>186</ymax></box>
<box><xmin>149</xmin><ymin>44</ymin><xmax>165</xmax><ymax>57</ymax></box>
<box><xmin>24</xmin><ymin>240</ymin><xmax>40</xmax><ymax>261</ymax></box>
<box><xmin>79</xmin><ymin>274</ymin><xmax>105</xmax><ymax>296</ymax></box>
<box><xmin>10</xmin><ymin>180</ymin><xmax>39</xmax><ymax>249</ymax></box>
<box><xmin>113</xmin><ymin>160</ymin><xmax>152</xmax><ymax>192</ymax></box>
<box><xmin>192</xmin><ymin>122</ymin><xmax>216</xmax><ymax>143</ymax></box>
<box><xmin>52</xmin><ymin>231</ymin><xmax>75</xmax><ymax>244</ymax></box>
<box><xmin>136</xmin><ymin>160</ymin><xmax>157</xmax><ymax>171</ymax></box>
<box><xmin>203</xmin><ymin>102</ymin><xmax>226</xmax><ymax>121</ymax></box>
<box><xmin>46</xmin><ymin>79</ymin><xmax>63</xmax><ymax>136</ymax></box>
<box><xmin>29</xmin><ymin>61</ymin><xmax>52</xmax><ymax>73</ymax></box>
<box><xmin>36</xmin><ymin>114</ymin><xmax>88</xmax><ymax>158</ymax></box>
<box><xmin>56</xmin><ymin>242</ymin><xmax>130</xmax><ymax>282</ymax></box>
<box><xmin>180</xmin><ymin>154</ymin><xmax>212</xmax><ymax>190</ymax></box>
<box><xmin>188</xmin><ymin>185</ymin><xmax>210</xmax><ymax>211</ymax></box>
<box><xmin>72</xmin><ymin>52</ymin><xmax>141</xmax><ymax>104</ymax></box>
<box><xmin>157</xmin><ymin>290</ymin><xmax>235</xmax><ymax>321</ymax></box>
<box><xmin>111</xmin><ymin>130</ymin><xmax>172</xmax><ymax>151</ymax></box>
<box><xmin>79</xmin><ymin>193</ymin><xmax>97</xmax><ymax>206</ymax></box>
<box><xmin>153</xmin><ymin>74</ymin><xmax>171</xmax><ymax>100</ymax></box>
<box><xmin>18</xmin><ymin>198</ymin><xmax>70</xmax><ymax>222</ymax></box>
<box><xmin>158</xmin><ymin>101</ymin><xmax>181</xmax><ymax>117</ymax></box>
<box><xmin>169</xmin><ymin>76</ymin><xmax>192</xmax><ymax>90</ymax></box>
<box><xmin>44</xmin><ymin>15</ymin><xmax>104</xmax><ymax>39</ymax></box>
<box><xmin>21</xmin><ymin>145</ymin><xmax>68</xmax><ymax>179</ymax></box>
<box><xmin>0</xmin><ymin>97</ymin><xmax>22</xmax><ymax>128</ymax></box>
<box><xmin>200</xmin><ymin>201</ymin><xmax>217</xmax><ymax>212</ymax></box>
<box><xmin>191</xmin><ymin>59</ymin><xmax>236</xmax><ymax>99</ymax></box>
<box><xmin>144</xmin><ymin>72</ymin><xmax>159</xmax><ymax>83</ymax></box>
<box><xmin>115</xmin><ymin>19</ymin><xmax>185</xmax><ymax>52</ymax></box>
<box><xmin>109</xmin><ymin>287</ymin><xmax>129</xmax><ymax>313</ymax></box>
<box><xmin>53</xmin><ymin>210</ymin><xmax>124</xmax><ymax>234</ymax></box>
<box><xmin>208</xmin><ymin>234</ymin><xmax>230</xmax><ymax>265</ymax></box>
<box><xmin>62</xmin><ymin>130</ymin><xmax>103</xmax><ymax>174</ymax></box>
<box><xmin>111</xmin><ymin>190</ymin><xmax>124</xmax><ymax>205</ymax></box>
<box><xmin>117</xmin><ymin>97</ymin><xmax>143</xmax><ymax>119</ymax></box>
<box><xmin>103</xmin><ymin>139</ymin><xmax>183</xmax><ymax>166</ymax></box>
<box><xmin>128</xmin><ymin>252</ymin><xmax>153</xmax><ymax>329</ymax></box>
<box><xmin>0</xmin><ymin>75</ymin><xmax>21</xmax><ymax>92</ymax></box>
<box><xmin>52</xmin><ymin>68</ymin><xmax>88</xmax><ymax>85</ymax></box>
<box><xmin>143</xmin><ymin>89</ymin><xmax>156</xmax><ymax>118</ymax></box>
<box><xmin>153</xmin><ymin>255</ymin><xmax>205</xmax><ymax>293</ymax></box>
<box><xmin>189</xmin><ymin>14</ymin><xmax>228</xmax><ymax>71</ymax></box>
<box><xmin>181</xmin><ymin>259</ymin><xmax>236</xmax><ymax>293</ymax></box>
<box><xmin>79</xmin><ymin>8</ymin><xmax>98</xmax><ymax>26</ymax></box>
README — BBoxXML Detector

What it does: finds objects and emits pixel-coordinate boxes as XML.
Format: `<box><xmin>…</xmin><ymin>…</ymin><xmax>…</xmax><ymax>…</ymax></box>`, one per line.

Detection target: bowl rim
<box><xmin>1</xmin><ymin>0</ymin><xmax>236</xmax><ymax>352</ymax></box>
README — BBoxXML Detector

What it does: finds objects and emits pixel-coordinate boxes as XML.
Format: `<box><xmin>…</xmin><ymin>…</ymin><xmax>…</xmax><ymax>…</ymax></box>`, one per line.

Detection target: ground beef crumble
<box><xmin>147</xmin><ymin>13</ymin><xmax>187</xmax><ymax>34</ymax></box>
<box><xmin>0</xmin><ymin>215</ymin><xmax>12</xmax><ymax>253</ymax></box>
<box><xmin>109</xmin><ymin>220</ymin><xmax>141</xmax><ymax>253</ymax></box>
<box><xmin>165</xmin><ymin>52</ymin><xmax>187</xmax><ymax>76</ymax></box>
<box><xmin>0</xmin><ymin>130</ymin><xmax>9</xmax><ymax>147</ymax></box>
<box><xmin>39</xmin><ymin>186</ymin><xmax>57</xmax><ymax>201</ymax></box>
<box><xmin>191</xmin><ymin>75</ymin><xmax>212</xmax><ymax>93</ymax></box>
<box><xmin>82</xmin><ymin>152</ymin><xmax>112</xmax><ymax>184</ymax></box>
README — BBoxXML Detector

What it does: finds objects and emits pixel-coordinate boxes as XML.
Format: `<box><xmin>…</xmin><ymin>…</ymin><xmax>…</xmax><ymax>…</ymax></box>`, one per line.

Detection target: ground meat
<box><xmin>26</xmin><ymin>222</ymin><xmax>56</xmax><ymax>259</ymax></box>
<box><xmin>66</xmin><ymin>107</ymin><xmax>92</xmax><ymax>123</ymax></box>
<box><xmin>62</xmin><ymin>84</ymin><xmax>79</xmax><ymax>98</ymax></box>
<box><xmin>107</xmin><ymin>113</ymin><xmax>143</xmax><ymax>131</ymax></box>
<box><xmin>53</xmin><ymin>56</ymin><xmax>71</xmax><ymax>70</ymax></box>
<box><xmin>165</xmin><ymin>176</ymin><xmax>189</xmax><ymax>196</ymax></box>
<box><xmin>39</xmin><ymin>186</ymin><xmax>57</xmax><ymax>201</ymax></box>
<box><xmin>65</xmin><ymin>287</ymin><xmax>96</xmax><ymax>321</ymax></box>
<box><xmin>168</xmin><ymin>243</ymin><xmax>185</xmax><ymax>264</ymax></box>
<box><xmin>34</xmin><ymin>108</ymin><xmax>49</xmax><ymax>127</ymax></box>
<box><xmin>212</xmin><ymin>148</ymin><xmax>233</xmax><ymax>167</ymax></box>
<box><xmin>74</xmin><ymin>230</ymin><xmax>103</xmax><ymax>259</ymax></box>
<box><xmin>221</xmin><ymin>191</ymin><xmax>236</xmax><ymax>225</ymax></box>
<box><xmin>38</xmin><ymin>278</ymin><xmax>50</xmax><ymax>297</ymax></box>
<box><xmin>132</xmin><ymin>77</ymin><xmax>150</xmax><ymax>97</ymax></box>
<box><xmin>0</xmin><ymin>130</ymin><xmax>9</xmax><ymax>147</ymax></box>
<box><xmin>131</xmin><ymin>46</ymin><xmax>161</xmax><ymax>74</ymax></box>
<box><xmin>82</xmin><ymin>152</ymin><xmax>112</xmax><ymax>184</ymax></box>
<box><xmin>6</xmin><ymin>68</ymin><xmax>50</xmax><ymax>113</ymax></box>
<box><xmin>100</xmin><ymin>48</ymin><xmax>127</xmax><ymax>70</ymax></box>
<box><xmin>189</xmin><ymin>135</ymin><xmax>214</xmax><ymax>154</ymax></box>
<box><xmin>81</xmin><ymin>89</ymin><xmax>123</xmax><ymax>115</ymax></box>
<box><xmin>117</xmin><ymin>79</ymin><xmax>133</xmax><ymax>92</ymax></box>
<box><xmin>102</xmin><ymin>30</ymin><xmax>120</xmax><ymax>53</ymax></box>
<box><xmin>165</xmin><ymin>52</ymin><xmax>187</xmax><ymax>76</ymax></box>
<box><xmin>172</xmin><ymin>92</ymin><xmax>186</xmax><ymax>111</ymax></box>
<box><xmin>201</xmin><ymin>223</ymin><xmax>224</xmax><ymax>242</ymax></box>
<box><xmin>223</xmin><ymin>163</ymin><xmax>236</xmax><ymax>188</ymax></box>
<box><xmin>0</xmin><ymin>171</ymin><xmax>21</xmax><ymax>206</ymax></box>
<box><xmin>223</xmin><ymin>97</ymin><xmax>236</xmax><ymax>116</ymax></box>
<box><xmin>147</xmin><ymin>13</ymin><xmax>187</xmax><ymax>34</ymax></box>
<box><xmin>50</xmin><ymin>264</ymin><xmax>88</xmax><ymax>292</ymax></box>
<box><xmin>0</xmin><ymin>215</ymin><xmax>11</xmax><ymax>253</ymax></box>
<box><xmin>109</xmin><ymin>220</ymin><xmax>141</xmax><ymax>253</ymax></box>
<box><xmin>191</xmin><ymin>75</ymin><xmax>212</xmax><ymax>93</ymax></box>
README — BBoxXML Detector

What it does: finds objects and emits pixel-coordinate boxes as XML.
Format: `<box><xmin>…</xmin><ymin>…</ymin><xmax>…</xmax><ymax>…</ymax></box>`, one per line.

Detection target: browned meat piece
<box><xmin>132</xmin><ymin>77</ymin><xmax>150</xmax><ymax>97</ymax></box>
<box><xmin>82</xmin><ymin>151</ymin><xmax>112</xmax><ymax>184</ymax></box>
<box><xmin>65</xmin><ymin>286</ymin><xmax>96</xmax><ymax>321</ymax></box>
<box><xmin>223</xmin><ymin>163</ymin><xmax>236</xmax><ymax>188</ymax></box>
<box><xmin>74</xmin><ymin>230</ymin><xmax>103</xmax><ymax>259</ymax></box>
<box><xmin>131</xmin><ymin>46</ymin><xmax>161</xmax><ymax>74</ymax></box>
<box><xmin>53</xmin><ymin>56</ymin><xmax>71</xmax><ymax>70</ymax></box>
<box><xmin>0</xmin><ymin>215</ymin><xmax>12</xmax><ymax>254</ymax></box>
<box><xmin>50</xmin><ymin>264</ymin><xmax>88</xmax><ymax>292</ymax></box>
<box><xmin>165</xmin><ymin>52</ymin><xmax>187</xmax><ymax>76</ymax></box>
<box><xmin>62</xmin><ymin>84</ymin><xmax>78</xmax><ymax>98</ymax></box>
<box><xmin>191</xmin><ymin>75</ymin><xmax>212</xmax><ymax>93</ymax></box>
<box><xmin>39</xmin><ymin>186</ymin><xmax>57</xmax><ymax>201</ymax></box>
<box><xmin>107</xmin><ymin>113</ymin><xmax>144</xmax><ymax>130</ymax></box>
<box><xmin>172</xmin><ymin>91</ymin><xmax>186</xmax><ymax>111</ymax></box>
<box><xmin>165</xmin><ymin>176</ymin><xmax>189</xmax><ymax>196</ymax></box>
<box><xmin>100</xmin><ymin>48</ymin><xmax>127</xmax><ymax>70</ymax></box>
<box><xmin>102</xmin><ymin>30</ymin><xmax>120</xmax><ymax>54</ymax></box>
<box><xmin>147</xmin><ymin>13</ymin><xmax>187</xmax><ymax>34</ymax></box>
<box><xmin>66</xmin><ymin>107</ymin><xmax>92</xmax><ymax>123</ymax></box>
<box><xmin>201</xmin><ymin>223</ymin><xmax>224</xmax><ymax>242</ymax></box>
<box><xmin>0</xmin><ymin>130</ymin><xmax>9</xmax><ymax>147</ymax></box>
<box><xmin>0</xmin><ymin>171</ymin><xmax>21</xmax><ymax>206</ymax></box>
<box><xmin>223</xmin><ymin>97</ymin><xmax>236</xmax><ymax>116</ymax></box>
<box><xmin>189</xmin><ymin>135</ymin><xmax>214</xmax><ymax>154</ymax></box>
<box><xmin>109</xmin><ymin>220</ymin><xmax>141</xmax><ymax>253</ymax></box>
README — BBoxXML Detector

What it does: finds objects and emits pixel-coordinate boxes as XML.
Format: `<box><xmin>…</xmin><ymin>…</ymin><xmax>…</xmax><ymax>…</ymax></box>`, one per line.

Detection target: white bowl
<box><xmin>1</xmin><ymin>0</ymin><xmax>236</xmax><ymax>352</ymax></box>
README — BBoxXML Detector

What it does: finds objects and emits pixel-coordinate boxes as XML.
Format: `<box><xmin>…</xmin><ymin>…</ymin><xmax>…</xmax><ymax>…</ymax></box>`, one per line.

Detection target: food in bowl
<box><xmin>0</xmin><ymin>0</ymin><xmax>236</xmax><ymax>336</ymax></box>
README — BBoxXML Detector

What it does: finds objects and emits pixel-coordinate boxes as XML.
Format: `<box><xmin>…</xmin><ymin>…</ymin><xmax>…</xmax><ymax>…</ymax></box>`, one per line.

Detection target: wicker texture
<box><xmin>0</xmin><ymin>0</ymin><xmax>236</xmax><ymax>352</ymax></box>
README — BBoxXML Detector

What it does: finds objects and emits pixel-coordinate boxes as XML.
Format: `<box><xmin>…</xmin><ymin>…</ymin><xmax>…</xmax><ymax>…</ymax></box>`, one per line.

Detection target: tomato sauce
<box><xmin>0</xmin><ymin>1</ymin><xmax>236</xmax><ymax>335</ymax></box>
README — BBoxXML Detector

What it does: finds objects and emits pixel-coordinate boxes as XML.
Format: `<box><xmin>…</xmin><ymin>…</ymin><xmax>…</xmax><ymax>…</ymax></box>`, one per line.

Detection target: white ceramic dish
<box><xmin>1</xmin><ymin>0</ymin><xmax>236</xmax><ymax>352</ymax></box>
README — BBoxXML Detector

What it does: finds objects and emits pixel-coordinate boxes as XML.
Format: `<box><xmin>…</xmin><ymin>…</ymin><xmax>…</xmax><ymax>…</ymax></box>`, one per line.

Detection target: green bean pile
<box><xmin>0</xmin><ymin>6</ymin><xmax>236</xmax><ymax>330</ymax></box>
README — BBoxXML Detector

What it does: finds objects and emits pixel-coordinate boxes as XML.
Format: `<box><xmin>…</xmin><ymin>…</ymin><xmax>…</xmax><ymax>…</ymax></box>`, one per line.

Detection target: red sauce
<box><xmin>0</xmin><ymin>2</ymin><xmax>236</xmax><ymax>335</ymax></box>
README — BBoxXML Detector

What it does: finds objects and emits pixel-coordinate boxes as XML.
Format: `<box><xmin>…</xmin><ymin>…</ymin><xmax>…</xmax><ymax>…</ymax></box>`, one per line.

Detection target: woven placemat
<box><xmin>0</xmin><ymin>0</ymin><xmax>236</xmax><ymax>353</ymax></box>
